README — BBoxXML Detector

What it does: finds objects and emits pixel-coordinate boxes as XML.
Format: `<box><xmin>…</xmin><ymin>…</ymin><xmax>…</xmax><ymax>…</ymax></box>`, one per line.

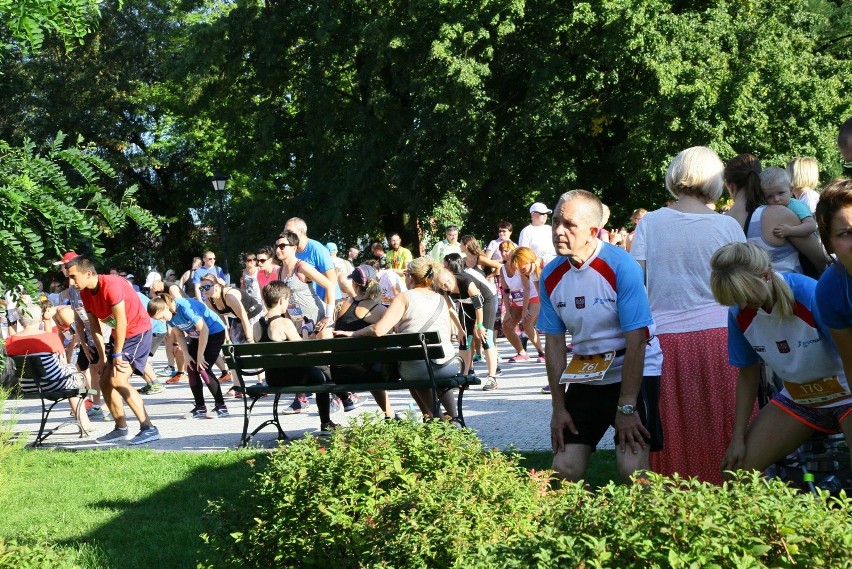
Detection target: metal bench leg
<box><xmin>456</xmin><ymin>386</ymin><xmax>467</xmax><ymax>428</ymax></box>
<box><xmin>31</xmin><ymin>398</ymin><xmax>74</xmax><ymax>447</ymax></box>
<box><xmin>73</xmin><ymin>396</ymin><xmax>90</xmax><ymax>438</ymax></box>
<box><xmin>239</xmin><ymin>390</ymin><xmax>252</xmax><ymax>447</ymax></box>
<box><xmin>31</xmin><ymin>397</ymin><xmax>53</xmax><ymax>448</ymax></box>
<box><xmin>245</xmin><ymin>394</ymin><xmax>289</xmax><ymax>445</ymax></box>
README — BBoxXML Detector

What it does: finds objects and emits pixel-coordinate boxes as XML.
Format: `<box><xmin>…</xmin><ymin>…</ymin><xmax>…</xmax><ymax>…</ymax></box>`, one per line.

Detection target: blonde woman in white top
<box><xmin>336</xmin><ymin>257</ymin><xmax>463</xmax><ymax>419</ymax></box>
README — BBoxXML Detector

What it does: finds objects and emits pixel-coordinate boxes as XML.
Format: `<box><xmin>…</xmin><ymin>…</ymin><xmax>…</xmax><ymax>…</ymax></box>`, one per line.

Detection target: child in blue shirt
<box><xmin>760</xmin><ymin>166</ymin><xmax>818</xmax><ymax>239</ymax></box>
<box><xmin>148</xmin><ymin>293</ymin><xmax>229</xmax><ymax>419</ymax></box>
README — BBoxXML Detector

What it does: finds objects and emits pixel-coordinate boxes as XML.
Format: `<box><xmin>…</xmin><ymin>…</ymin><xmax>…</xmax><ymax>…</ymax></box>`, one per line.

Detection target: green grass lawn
<box><xmin>0</xmin><ymin>447</ymin><xmax>616</xmax><ymax>568</ymax></box>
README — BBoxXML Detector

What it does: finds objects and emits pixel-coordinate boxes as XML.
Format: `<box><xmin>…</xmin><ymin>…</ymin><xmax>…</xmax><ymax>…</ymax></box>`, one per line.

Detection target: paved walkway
<box><xmin>5</xmin><ymin>339</ymin><xmax>615</xmax><ymax>452</ymax></box>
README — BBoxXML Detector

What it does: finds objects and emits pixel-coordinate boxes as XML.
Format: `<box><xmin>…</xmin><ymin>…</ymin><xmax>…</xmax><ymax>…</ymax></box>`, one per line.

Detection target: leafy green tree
<box><xmin>0</xmin><ymin>132</ymin><xmax>159</xmax><ymax>289</ymax></box>
<box><xmin>175</xmin><ymin>0</ymin><xmax>850</xmax><ymax>245</ymax></box>
<box><xmin>0</xmin><ymin>0</ymin><xmax>100</xmax><ymax>54</ymax></box>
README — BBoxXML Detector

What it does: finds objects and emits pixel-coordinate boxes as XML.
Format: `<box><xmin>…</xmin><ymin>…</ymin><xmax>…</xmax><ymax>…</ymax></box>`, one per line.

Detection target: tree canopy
<box><xmin>1</xmin><ymin>0</ymin><xmax>850</xmax><ymax>272</ymax></box>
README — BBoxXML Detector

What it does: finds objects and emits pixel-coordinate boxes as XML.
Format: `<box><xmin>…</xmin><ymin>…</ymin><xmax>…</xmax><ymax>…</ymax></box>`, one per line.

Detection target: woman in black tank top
<box><xmin>259</xmin><ymin>282</ymin><xmax>335</xmax><ymax>433</ymax></box>
<box><xmin>200</xmin><ymin>276</ymin><xmax>262</xmax><ymax>344</ymax></box>
<box><xmin>331</xmin><ymin>264</ymin><xmax>397</xmax><ymax>419</ymax></box>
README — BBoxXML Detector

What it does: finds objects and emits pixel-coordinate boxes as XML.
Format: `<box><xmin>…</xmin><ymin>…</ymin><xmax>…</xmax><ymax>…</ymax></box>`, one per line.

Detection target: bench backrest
<box><xmin>223</xmin><ymin>331</ymin><xmax>447</xmax><ymax>371</ymax></box>
<box><xmin>9</xmin><ymin>354</ymin><xmax>51</xmax><ymax>394</ymax></box>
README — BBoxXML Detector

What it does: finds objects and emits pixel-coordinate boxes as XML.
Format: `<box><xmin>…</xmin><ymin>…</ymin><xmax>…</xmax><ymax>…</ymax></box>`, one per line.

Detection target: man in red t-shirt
<box><xmin>65</xmin><ymin>256</ymin><xmax>160</xmax><ymax>445</ymax></box>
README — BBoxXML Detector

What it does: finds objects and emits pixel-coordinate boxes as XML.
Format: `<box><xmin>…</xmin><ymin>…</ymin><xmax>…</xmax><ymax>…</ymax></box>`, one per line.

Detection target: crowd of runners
<box><xmin>2</xmin><ymin>119</ymin><xmax>852</xmax><ymax>486</ymax></box>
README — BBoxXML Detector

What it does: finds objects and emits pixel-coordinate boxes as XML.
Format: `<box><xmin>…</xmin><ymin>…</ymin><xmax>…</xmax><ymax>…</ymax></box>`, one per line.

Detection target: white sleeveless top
<box><xmin>397</xmin><ymin>288</ymin><xmax>453</xmax><ymax>365</ymax></box>
<box><xmin>746</xmin><ymin>207</ymin><xmax>802</xmax><ymax>274</ymax></box>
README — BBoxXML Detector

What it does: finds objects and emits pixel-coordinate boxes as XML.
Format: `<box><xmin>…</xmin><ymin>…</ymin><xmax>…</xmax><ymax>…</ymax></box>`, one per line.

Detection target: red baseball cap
<box><xmin>53</xmin><ymin>251</ymin><xmax>79</xmax><ymax>266</ymax></box>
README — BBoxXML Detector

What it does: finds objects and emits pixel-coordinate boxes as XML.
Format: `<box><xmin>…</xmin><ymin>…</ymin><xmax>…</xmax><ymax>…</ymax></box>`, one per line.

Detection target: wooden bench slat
<box><xmin>224</xmin><ymin>347</ymin><xmax>445</xmax><ymax>369</ymax></box>
<box><xmin>237</xmin><ymin>375</ymin><xmax>481</xmax><ymax>396</ymax></box>
<box><xmin>227</xmin><ymin>332</ymin><xmax>442</xmax><ymax>357</ymax></box>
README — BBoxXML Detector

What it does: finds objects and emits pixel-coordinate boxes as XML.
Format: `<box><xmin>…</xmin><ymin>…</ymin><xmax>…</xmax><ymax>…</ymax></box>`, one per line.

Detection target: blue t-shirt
<box><xmin>787</xmin><ymin>199</ymin><xmax>812</xmax><ymax>222</ymax></box>
<box><xmin>815</xmin><ymin>262</ymin><xmax>852</xmax><ymax>331</ymax></box>
<box><xmin>296</xmin><ymin>238</ymin><xmax>341</xmax><ymax>302</ymax></box>
<box><xmin>168</xmin><ymin>297</ymin><xmax>226</xmax><ymax>337</ymax></box>
<box><xmin>136</xmin><ymin>292</ymin><xmax>166</xmax><ymax>335</ymax></box>
<box><xmin>193</xmin><ymin>265</ymin><xmax>226</xmax><ymax>285</ymax></box>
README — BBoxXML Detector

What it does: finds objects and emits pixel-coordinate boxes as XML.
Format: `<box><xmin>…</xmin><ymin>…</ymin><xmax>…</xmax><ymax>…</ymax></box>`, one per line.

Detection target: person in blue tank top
<box><xmin>148</xmin><ymin>294</ymin><xmax>229</xmax><ymax>419</ymax></box>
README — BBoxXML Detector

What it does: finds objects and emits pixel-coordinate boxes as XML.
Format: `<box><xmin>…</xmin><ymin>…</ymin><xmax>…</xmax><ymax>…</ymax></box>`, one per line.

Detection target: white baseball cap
<box><xmin>529</xmin><ymin>202</ymin><xmax>552</xmax><ymax>214</ymax></box>
<box><xmin>143</xmin><ymin>271</ymin><xmax>162</xmax><ymax>288</ymax></box>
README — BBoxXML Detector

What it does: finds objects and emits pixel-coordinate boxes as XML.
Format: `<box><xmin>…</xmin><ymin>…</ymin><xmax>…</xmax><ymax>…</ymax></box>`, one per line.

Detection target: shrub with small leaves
<box><xmin>0</xmin><ymin>539</ymin><xmax>78</xmax><ymax>569</ymax></box>
<box><xmin>472</xmin><ymin>472</ymin><xmax>852</xmax><ymax>568</ymax></box>
<box><xmin>202</xmin><ymin>415</ymin><xmax>554</xmax><ymax>568</ymax></box>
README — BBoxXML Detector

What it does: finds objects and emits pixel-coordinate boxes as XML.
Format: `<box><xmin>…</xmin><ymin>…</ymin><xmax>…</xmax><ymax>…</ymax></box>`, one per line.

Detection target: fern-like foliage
<box><xmin>0</xmin><ymin>132</ymin><xmax>160</xmax><ymax>291</ymax></box>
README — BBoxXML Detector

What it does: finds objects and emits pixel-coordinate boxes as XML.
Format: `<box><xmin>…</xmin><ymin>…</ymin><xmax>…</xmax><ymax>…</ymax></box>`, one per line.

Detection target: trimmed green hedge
<box><xmin>473</xmin><ymin>473</ymin><xmax>852</xmax><ymax>568</ymax></box>
<box><xmin>203</xmin><ymin>416</ymin><xmax>852</xmax><ymax>568</ymax></box>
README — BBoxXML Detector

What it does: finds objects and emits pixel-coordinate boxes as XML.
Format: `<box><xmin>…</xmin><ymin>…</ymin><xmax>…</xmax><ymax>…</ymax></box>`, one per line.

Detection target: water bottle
<box><xmin>0</xmin><ymin>315</ymin><xmax>8</xmax><ymax>339</ymax></box>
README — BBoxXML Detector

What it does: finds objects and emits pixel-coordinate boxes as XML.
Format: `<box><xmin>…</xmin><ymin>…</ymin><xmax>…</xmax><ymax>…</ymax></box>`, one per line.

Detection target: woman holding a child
<box><xmin>723</xmin><ymin>154</ymin><xmax>827</xmax><ymax>275</ymax></box>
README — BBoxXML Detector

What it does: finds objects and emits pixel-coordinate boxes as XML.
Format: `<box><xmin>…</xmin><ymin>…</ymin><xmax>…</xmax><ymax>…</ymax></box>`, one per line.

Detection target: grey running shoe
<box><xmin>157</xmin><ymin>365</ymin><xmax>176</xmax><ymax>377</ymax></box>
<box><xmin>96</xmin><ymin>427</ymin><xmax>130</xmax><ymax>444</ymax></box>
<box><xmin>483</xmin><ymin>377</ymin><xmax>498</xmax><ymax>391</ymax></box>
<box><xmin>129</xmin><ymin>426</ymin><xmax>161</xmax><ymax>445</ymax></box>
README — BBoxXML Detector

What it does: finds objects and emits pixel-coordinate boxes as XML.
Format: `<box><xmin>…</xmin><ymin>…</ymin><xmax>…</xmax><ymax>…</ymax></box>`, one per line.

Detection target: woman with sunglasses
<box><xmin>254</xmin><ymin>246</ymin><xmax>278</xmax><ymax>291</ymax></box>
<box><xmin>199</xmin><ymin>275</ymin><xmax>263</xmax><ymax>345</ymax></box>
<box><xmin>273</xmin><ymin>230</ymin><xmax>342</xmax><ymax>414</ymax></box>
<box><xmin>147</xmin><ymin>293</ymin><xmax>230</xmax><ymax>418</ymax></box>
<box><xmin>273</xmin><ymin>230</ymin><xmax>335</xmax><ymax>339</ymax></box>
<box><xmin>240</xmin><ymin>251</ymin><xmax>264</xmax><ymax>309</ymax></box>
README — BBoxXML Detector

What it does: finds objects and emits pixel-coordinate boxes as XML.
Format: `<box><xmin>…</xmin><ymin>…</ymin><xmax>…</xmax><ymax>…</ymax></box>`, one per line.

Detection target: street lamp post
<box><xmin>211</xmin><ymin>172</ymin><xmax>230</xmax><ymax>280</ymax></box>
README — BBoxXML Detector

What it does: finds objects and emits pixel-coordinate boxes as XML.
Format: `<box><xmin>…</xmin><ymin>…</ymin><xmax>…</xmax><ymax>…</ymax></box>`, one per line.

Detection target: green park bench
<box><xmin>223</xmin><ymin>331</ymin><xmax>480</xmax><ymax>447</ymax></box>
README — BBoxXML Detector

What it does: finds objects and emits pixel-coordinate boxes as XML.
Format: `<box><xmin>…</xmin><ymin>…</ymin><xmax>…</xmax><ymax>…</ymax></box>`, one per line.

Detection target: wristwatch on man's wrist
<box><xmin>616</xmin><ymin>404</ymin><xmax>636</xmax><ymax>415</ymax></box>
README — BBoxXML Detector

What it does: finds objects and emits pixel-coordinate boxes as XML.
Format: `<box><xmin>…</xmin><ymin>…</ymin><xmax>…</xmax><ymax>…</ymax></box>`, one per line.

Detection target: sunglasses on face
<box><xmin>256</xmin><ymin>257</ymin><xmax>268</xmax><ymax>263</ymax></box>
<box><xmin>276</xmin><ymin>243</ymin><xmax>292</xmax><ymax>250</ymax></box>
<box><xmin>244</xmin><ymin>257</ymin><xmax>256</xmax><ymax>262</ymax></box>
<box><xmin>199</xmin><ymin>283</ymin><xmax>214</xmax><ymax>292</ymax></box>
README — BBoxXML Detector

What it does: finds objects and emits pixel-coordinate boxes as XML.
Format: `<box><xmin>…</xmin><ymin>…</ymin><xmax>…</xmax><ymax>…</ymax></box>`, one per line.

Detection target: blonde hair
<box><xmin>407</xmin><ymin>256</ymin><xmax>439</xmax><ymax>288</ymax></box>
<box><xmin>786</xmin><ymin>157</ymin><xmax>819</xmax><ymax>190</ymax></box>
<box><xmin>759</xmin><ymin>166</ymin><xmax>792</xmax><ymax>197</ymax></box>
<box><xmin>199</xmin><ymin>275</ymin><xmax>227</xmax><ymax>289</ymax></box>
<box><xmin>511</xmin><ymin>247</ymin><xmax>541</xmax><ymax>277</ymax></box>
<box><xmin>710</xmin><ymin>243</ymin><xmax>794</xmax><ymax>318</ymax></box>
<box><xmin>498</xmin><ymin>240</ymin><xmax>516</xmax><ymax>254</ymax></box>
<box><xmin>665</xmin><ymin>146</ymin><xmax>724</xmax><ymax>202</ymax></box>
